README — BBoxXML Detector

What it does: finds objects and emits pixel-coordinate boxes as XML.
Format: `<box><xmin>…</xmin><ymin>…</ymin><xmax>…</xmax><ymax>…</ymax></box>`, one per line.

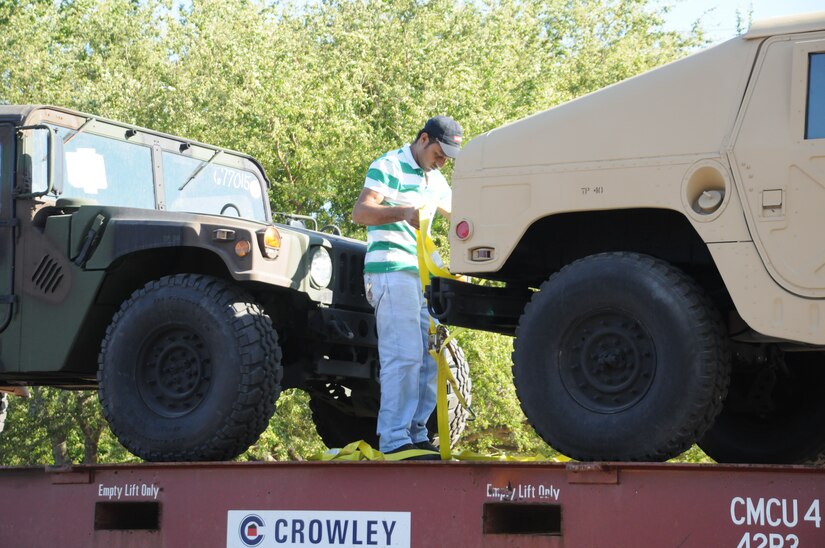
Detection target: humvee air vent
<box><xmin>32</xmin><ymin>255</ymin><xmax>64</xmax><ymax>294</ymax></box>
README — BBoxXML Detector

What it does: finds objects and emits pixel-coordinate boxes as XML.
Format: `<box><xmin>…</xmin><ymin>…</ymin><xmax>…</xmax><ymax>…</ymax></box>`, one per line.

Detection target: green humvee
<box><xmin>0</xmin><ymin>105</ymin><xmax>469</xmax><ymax>461</ymax></box>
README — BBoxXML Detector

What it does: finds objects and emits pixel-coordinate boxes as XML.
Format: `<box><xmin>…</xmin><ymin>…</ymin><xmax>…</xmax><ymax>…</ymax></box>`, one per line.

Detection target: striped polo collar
<box><xmin>401</xmin><ymin>144</ymin><xmax>424</xmax><ymax>175</ymax></box>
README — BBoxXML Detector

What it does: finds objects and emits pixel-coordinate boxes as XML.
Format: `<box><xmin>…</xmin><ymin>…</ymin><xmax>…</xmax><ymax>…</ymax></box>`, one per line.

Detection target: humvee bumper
<box><xmin>425</xmin><ymin>276</ymin><xmax>531</xmax><ymax>336</ymax></box>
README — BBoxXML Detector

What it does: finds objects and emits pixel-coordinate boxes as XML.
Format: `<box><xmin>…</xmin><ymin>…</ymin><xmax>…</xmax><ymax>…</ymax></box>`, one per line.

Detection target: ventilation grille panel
<box><xmin>32</xmin><ymin>255</ymin><xmax>64</xmax><ymax>294</ymax></box>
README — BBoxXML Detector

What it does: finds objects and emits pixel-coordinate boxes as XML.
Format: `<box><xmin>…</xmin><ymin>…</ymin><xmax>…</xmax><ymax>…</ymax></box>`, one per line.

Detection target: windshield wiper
<box><xmin>179</xmin><ymin>149</ymin><xmax>222</xmax><ymax>191</ymax></box>
<box><xmin>63</xmin><ymin>117</ymin><xmax>96</xmax><ymax>145</ymax></box>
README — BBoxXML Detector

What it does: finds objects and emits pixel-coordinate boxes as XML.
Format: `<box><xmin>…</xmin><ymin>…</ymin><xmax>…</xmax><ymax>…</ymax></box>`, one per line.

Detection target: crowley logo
<box><xmin>239</xmin><ymin>514</ymin><xmax>265</xmax><ymax>547</ymax></box>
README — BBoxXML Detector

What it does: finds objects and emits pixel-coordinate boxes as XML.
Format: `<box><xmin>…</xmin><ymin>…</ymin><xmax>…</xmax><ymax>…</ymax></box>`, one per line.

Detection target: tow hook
<box><xmin>327</xmin><ymin>317</ymin><xmax>354</xmax><ymax>340</ymax></box>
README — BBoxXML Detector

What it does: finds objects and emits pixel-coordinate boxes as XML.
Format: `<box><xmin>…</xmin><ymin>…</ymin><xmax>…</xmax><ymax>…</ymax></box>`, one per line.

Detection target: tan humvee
<box><xmin>428</xmin><ymin>11</ymin><xmax>825</xmax><ymax>464</ymax></box>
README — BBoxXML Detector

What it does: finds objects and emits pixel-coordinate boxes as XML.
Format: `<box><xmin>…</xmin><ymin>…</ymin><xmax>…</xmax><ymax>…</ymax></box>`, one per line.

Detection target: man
<box><xmin>352</xmin><ymin>116</ymin><xmax>463</xmax><ymax>460</ymax></box>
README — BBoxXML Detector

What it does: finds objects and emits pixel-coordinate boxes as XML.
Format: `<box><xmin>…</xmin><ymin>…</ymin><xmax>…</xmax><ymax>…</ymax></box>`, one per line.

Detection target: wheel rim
<box><xmin>137</xmin><ymin>327</ymin><xmax>212</xmax><ymax>418</ymax></box>
<box><xmin>559</xmin><ymin>310</ymin><xmax>656</xmax><ymax>413</ymax></box>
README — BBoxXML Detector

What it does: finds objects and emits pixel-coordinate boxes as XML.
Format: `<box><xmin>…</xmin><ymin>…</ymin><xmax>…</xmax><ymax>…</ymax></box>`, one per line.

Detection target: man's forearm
<box><xmin>353</xmin><ymin>202</ymin><xmax>418</xmax><ymax>228</ymax></box>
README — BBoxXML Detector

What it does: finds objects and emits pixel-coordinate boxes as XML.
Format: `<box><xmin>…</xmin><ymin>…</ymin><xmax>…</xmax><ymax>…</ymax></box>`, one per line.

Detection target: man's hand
<box><xmin>403</xmin><ymin>205</ymin><xmax>420</xmax><ymax>229</ymax></box>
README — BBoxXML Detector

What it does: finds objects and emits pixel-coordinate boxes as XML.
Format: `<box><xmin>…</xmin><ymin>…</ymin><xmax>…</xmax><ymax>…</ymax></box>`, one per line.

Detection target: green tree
<box><xmin>0</xmin><ymin>388</ymin><xmax>136</xmax><ymax>466</ymax></box>
<box><xmin>0</xmin><ymin>0</ymin><xmax>709</xmax><ymax>464</ymax></box>
<box><xmin>0</xmin><ymin>394</ymin><xmax>52</xmax><ymax>466</ymax></box>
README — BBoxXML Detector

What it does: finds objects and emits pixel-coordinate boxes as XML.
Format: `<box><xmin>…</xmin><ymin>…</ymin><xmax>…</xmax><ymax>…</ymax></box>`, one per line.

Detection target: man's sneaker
<box><xmin>384</xmin><ymin>443</ymin><xmax>440</xmax><ymax>461</ymax></box>
<box><xmin>414</xmin><ymin>440</ymin><xmax>439</xmax><ymax>453</ymax></box>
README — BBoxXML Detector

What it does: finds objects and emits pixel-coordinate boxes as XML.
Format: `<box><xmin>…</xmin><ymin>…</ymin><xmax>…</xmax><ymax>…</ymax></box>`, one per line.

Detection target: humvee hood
<box><xmin>455</xmin><ymin>37</ymin><xmax>756</xmax><ymax>174</ymax></box>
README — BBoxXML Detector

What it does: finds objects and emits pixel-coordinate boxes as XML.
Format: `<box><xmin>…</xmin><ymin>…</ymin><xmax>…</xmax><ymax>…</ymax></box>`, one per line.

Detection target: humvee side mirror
<box><xmin>14</xmin><ymin>125</ymin><xmax>64</xmax><ymax>198</ymax></box>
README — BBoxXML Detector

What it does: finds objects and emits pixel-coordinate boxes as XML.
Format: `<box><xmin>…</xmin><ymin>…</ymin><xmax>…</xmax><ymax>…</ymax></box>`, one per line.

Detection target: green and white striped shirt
<box><xmin>363</xmin><ymin>145</ymin><xmax>451</xmax><ymax>273</ymax></box>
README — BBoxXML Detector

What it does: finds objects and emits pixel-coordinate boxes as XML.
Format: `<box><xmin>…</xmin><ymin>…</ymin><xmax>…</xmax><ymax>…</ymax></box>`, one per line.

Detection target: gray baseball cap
<box><xmin>423</xmin><ymin>115</ymin><xmax>463</xmax><ymax>158</ymax></box>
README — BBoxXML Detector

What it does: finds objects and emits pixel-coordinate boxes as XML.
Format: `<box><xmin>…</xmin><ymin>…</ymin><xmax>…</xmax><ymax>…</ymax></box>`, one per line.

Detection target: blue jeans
<box><xmin>365</xmin><ymin>271</ymin><xmax>437</xmax><ymax>452</ymax></box>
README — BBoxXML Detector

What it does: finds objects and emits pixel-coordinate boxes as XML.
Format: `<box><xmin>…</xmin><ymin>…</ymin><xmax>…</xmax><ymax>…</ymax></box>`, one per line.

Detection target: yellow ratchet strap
<box><xmin>416</xmin><ymin>210</ymin><xmax>455</xmax><ymax>282</ymax></box>
<box><xmin>317</xmin><ymin>440</ymin><xmax>440</xmax><ymax>462</ymax></box>
<box><xmin>415</xmin><ymin>209</ymin><xmax>475</xmax><ymax>460</ymax></box>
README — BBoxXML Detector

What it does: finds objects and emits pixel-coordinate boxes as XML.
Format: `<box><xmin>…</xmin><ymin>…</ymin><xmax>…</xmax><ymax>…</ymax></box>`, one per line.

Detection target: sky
<box><xmin>660</xmin><ymin>0</ymin><xmax>825</xmax><ymax>43</ymax></box>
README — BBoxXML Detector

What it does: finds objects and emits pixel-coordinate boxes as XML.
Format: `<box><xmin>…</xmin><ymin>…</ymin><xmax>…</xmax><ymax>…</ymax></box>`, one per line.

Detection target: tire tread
<box><xmin>513</xmin><ymin>252</ymin><xmax>730</xmax><ymax>461</ymax></box>
<box><xmin>98</xmin><ymin>273</ymin><xmax>282</xmax><ymax>462</ymax></box>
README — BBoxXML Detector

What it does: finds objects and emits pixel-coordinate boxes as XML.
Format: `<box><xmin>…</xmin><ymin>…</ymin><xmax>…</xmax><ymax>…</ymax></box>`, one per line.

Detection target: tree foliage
<box><xmin>0</xmin><ymin>0</ymin><xmax>713</xmax><ymax>465</ymax></box>
<box><xmin>0</xmin><ymin>388</ymin><xmax>138</xmax><ymax>466</ymax></box>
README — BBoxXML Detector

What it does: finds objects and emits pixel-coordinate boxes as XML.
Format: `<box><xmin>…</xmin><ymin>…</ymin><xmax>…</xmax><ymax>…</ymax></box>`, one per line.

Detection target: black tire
<box><xmin>0</xmin><ymin>393</ymin><xmax>7</xmax><ymax>434</ymax></box>
<box><xmin>309</xmin><ymin>338</ymin><xmax>472</xmax><ymax>449</ymax></box>
<box><xmin>512</xmin><ymin>252</ymin><xmax>730</xmax><ymax>461</ymax></box>
<box><xmin>98</xmin><ymin>274</ymin><xmax>282</xmax><ymax>462</ymax></box>
<box><xmin>699</xmin><ymin>351</ymin><xmax>825</xmax><ymax>464</ymax></box>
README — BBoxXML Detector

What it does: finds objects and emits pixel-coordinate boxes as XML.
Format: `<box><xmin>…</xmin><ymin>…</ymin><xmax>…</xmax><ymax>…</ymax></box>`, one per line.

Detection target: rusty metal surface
<box><xmin>0</xmin><ymin>461</ymin><xmax>823</xmax><ymax>547</ymax></box>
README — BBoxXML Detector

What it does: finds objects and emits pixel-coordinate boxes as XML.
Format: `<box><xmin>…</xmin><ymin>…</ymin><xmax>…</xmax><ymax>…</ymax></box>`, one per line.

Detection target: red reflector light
<box><xmin>455</xmin><ymin>220</ymin><xmax>471</xmax><ymax>240</ymax></box>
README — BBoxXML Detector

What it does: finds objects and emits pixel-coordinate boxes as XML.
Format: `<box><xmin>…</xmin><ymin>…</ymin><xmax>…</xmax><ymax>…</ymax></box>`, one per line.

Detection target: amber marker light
<box><xmin>260</xmin><ymin>226</ymin><xmax>281</xmax><ymax>259</ymax></box>
<box><xmin>455</xmin><ymin>220</ymin><xmax>472</xmax><ymax>240</ymax></box>
<box><xmin>235</xmin><ymin>240</ymin><xmax>252</xmax><ymax>257</ymax></box>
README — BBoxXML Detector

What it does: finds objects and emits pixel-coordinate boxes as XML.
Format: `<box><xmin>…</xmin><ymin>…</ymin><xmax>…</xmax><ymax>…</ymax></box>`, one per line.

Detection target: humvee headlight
<box><xmin>310</xmin><ymin>247</ymin><xmax>333</xmax><ymax>288</ymax></box>
<box><xmin>260</xmin><ymin>226</ymin><xmax>281</xmax><ymax>259</ymax></box>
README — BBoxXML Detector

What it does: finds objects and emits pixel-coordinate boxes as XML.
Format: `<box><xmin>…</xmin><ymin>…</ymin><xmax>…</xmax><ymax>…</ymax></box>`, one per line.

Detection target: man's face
<box><xmin>418</xmin><ymin>136</ymin><xmax>449</xmax><ymax>172</ymax></box>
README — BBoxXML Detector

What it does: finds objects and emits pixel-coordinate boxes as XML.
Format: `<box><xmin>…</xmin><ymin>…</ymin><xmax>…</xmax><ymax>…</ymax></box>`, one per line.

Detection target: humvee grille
<box><xmin>333</xmin><ymin>250</ymin><xmax>368</xmax><ymax>308</ymax></box>
<box><xmin>335</xmin><ymin>251</ymin><xmax>362</xmax><ymax>295</ymax></box>
<box><xmin>32</xmin><ymin>255</ymin><xmax>64</xmax><ymax>294</ymax></box>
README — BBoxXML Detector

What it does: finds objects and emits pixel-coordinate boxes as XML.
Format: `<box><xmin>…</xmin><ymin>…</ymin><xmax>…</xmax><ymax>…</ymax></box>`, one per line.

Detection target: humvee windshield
<box><xmin>30</xmin><ymin>122</ymin><xmax>269</xmax><ymax>222</ymax></box>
